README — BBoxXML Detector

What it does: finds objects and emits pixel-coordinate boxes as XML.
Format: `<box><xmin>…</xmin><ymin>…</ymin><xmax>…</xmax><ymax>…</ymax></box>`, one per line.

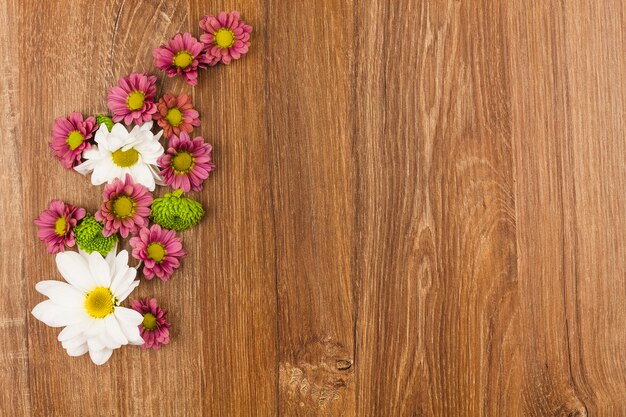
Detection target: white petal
<box><xmin>111</xmin><ymin>268</ymin><xmax>137</xmax><ymax>300</ymax></box>
<box><xmin>56</xmin><ymin>251</ymin><xmax>96</xmax><ymax>292</ymax></box>
<box><xmin>35</xmin><ymin>281</ymin><xmax>83</xmax><ymax>307</ymax></box>
<box><xmin>87</xmin><ymin>335</ymin><xmax>106</xmax><ymax>351</ymax></box>
<box><xmin>105</xmin><ymin>314</ymin><xmax>128</xmax><ymax>346</ymax></box>
<box><xmin>131</xmin><ymin>164</ymin><xmax>155</xmax><ymax>191</ymax></box>
<box><xmin>61</xmin><ymin>333</ymin><xmax>87</xmax><ymax>350</ymax></box>
<box><xmin>66</xmin><ymin>343</ymin><xmax>89</xmax><ymax>357</ymax></box>
<box><xmin>90</xmin><ymin>161</ymin><xmax>115</xmax><ymax>186</ymax></box>
<box><xmin>107</xmin><ymin>245</ymin><xmax>122</xmax><ymax>272</ymax></box>
<box><xmin>117</xmin><ymin>320</ymin><xmax>143</xmax><ymax>345</ymax></box>
<box><xmin>88</xmin><ymin>251</ymin><xmax>111</xmax><ymax>287</ymax></box>
<box><xmin>32</xmin><ymin>300</ymin><xmax>84</xmax><ymax>327</ymax></box>
<box><xmin>116</xmin><ymin>280</ymin><xmax>140</xmax><ymax>303</ymax></box>
<box><xmin>89</xmin><ymin>347</ymin><xmax>113</xmax><ymax>365</ymax></box>
<box><xmin>94</xmin><ymin>124</ymin><xmax>112</xmax><ymax>146</ymax></box>
<box><xmin>84</xmin><ymin>318</ymin><xmax>105</xmax><ymax>338</ymax></box>
<box><xmin>58</xmin><ymin>323</ymin><xmax>87</xmax><ymax>342</ymax></box>
<box><xmin>115</xmin><ymin>306</ymin><xmax>143</xmax><ymax>326</ymax></box>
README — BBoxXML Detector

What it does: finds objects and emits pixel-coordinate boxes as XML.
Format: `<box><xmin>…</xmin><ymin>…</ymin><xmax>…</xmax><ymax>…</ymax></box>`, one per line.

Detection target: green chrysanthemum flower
<box><xmin>95</xmin><ymin>114</ymin><xmax>114</xmax><ymax>132</ymax></box>
<box><xmin>150</xmin><ymin>189</ymin><xmax>204</xmax><ymax>231</ymax></box>
<box><xmin>74</xmin><ymin>214</ymin><xmax>118</xmax><ymax>256</ymax></box>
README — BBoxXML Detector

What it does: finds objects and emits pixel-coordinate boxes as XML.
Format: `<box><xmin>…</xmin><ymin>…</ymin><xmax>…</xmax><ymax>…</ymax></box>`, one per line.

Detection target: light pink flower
<box><xmin>34</xmin><ymin>200</ymin><xmax>86</xmax><ymax>253</ymax></box>
<box><xmin>131</xmin><ymin>298</ymin><xmax>171</xmax><ymax>350</ymax></box>
<box><xmin>95</xmin><ymin>174</ymin><xmax>153</xmax><ymax>238</ymax></box>
<box><xmin>129</xmin><ymin>224</ymin><xmax>186</xmax><ymax>281</ymax></box>
<box><xmin>158</xmin><ymin>132</ymin><xmax>215</xmax><ymax>192</ymax></box>
<box><xmin>107</xmin><ymin>72</ymin><xmax>158</xmax><ymax>125</ymax></box>
<box><xmin>49</xmin><ymin>112</ymin><xmax>97</xmax><ymax>169</ymax></box>
<box><xmin>153</xmin><ymin>92</ymin><xmax>200</xmax><ymax>138</ymax></box>
<box><xmin>199</xmin><ymin>11</ymin><xmax>252</xmax><ymax>65</ymax></box>
<box><xmin>153</xmin><ymin>32</ymin><xmax>216</xmax><ymax>86</ymax></box>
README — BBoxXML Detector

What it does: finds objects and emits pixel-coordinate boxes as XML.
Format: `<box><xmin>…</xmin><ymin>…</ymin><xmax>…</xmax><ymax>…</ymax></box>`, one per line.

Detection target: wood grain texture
<box><xmin>1</xmin><ymin>0</ymin><xmax>625</xmax><ymax>416</ymax></box>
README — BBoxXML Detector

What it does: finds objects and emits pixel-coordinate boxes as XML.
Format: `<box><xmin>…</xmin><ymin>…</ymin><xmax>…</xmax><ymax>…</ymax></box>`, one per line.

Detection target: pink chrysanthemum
<box><xmin>95</xmin><ymin>174</ymin><xmax>153</xmax><ymax>238</ymax></box>
<box><xmin>153</xmin><ymin>32</ymin><xmax>216</xmax><ymax>86</ymax></box>
<box><xmin>107</xmin><ymin>72</ymin><xmax>158</xmax><ymax>125</ymax></box>
<box><xmin>153</xmin><ymin>92</ymin><xmax>200</xmax><ymax>138</ymax></box>
<box><xmin>49</xmin><ymin>112</ymin><xmax>97</xmax><ymax>169</ymax></box>
<box><xmin>34</xmin><ymin>200</ymin><xmax>86</xmax><ymax>253</ymax></box>
<box><xmin>199</xmin><ymin>11</ymin><xmax>252</xmax><ymax>65</ymax></box>
<box><xmin>129</xmin><ymin>225</ymin><xmax>186</xmax><ymax>281</ymax></box>
<box><xmin>131</xmin><ymin>298</ymin><xmax>171</xmax><ymax>350</ymax></box>
<box><xmin>158</xmin><ymin>132</ymin><xmax>215</xmax><ymax>192</ymax></box>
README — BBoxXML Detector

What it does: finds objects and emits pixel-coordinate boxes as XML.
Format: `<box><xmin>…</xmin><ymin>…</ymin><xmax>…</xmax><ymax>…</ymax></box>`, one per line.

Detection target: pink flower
<box><xmin>34</xmin><ymin>200</ymin><xmax>86</xmax><ymax>253</ymax></box>
<box><xmin>129</xmin><ymin>225</ymin><xmax>186</xmax><ymax>281</ymax></box>
<box><xmin>153</xmin><ymin>32</ymin><xmax>216</xmax><ymax>86</ymax></box>
<box><xmin>131</xmin><ymin>298</ymin><xmax>171</xmax><ymax>350</ymax></box>
<box><xmin>153</xmin><ymin>92</ymin><xmax>200</xmax><ymax>138</ymax></box>
<box><xmin>95</xmin><ymin>174</ymin><xmax>153</xmax><ymax>238</ymax></box>
<box><xmin>158</xmin><ymin>132</ymin><xmax>215</xmax><ymax>192</ymax></box>
<box><xmin>49</xmin><ymin>112</ymin><xmax>97</xmax><ymax>169</ymax></box>
<box><xmin>199</xmin><ymin>11</ymin><xmax>252</xmax><ymax>65</ymax></box>
<box><xmin>107</xmin><ymin>72</ymin><xmax>158</xmax><ymax>125</ymax></box>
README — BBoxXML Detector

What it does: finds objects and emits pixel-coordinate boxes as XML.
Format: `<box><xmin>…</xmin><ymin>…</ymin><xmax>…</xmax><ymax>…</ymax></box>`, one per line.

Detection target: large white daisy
<box><xmin>31</xmin><ymin>249</ymin><xmax>144</xmax><ymax>365</ymax></box>
<box><xmin>75</xmin><ymin>121</ymin><xmax>164</xmax><ymax>191</ymax></box>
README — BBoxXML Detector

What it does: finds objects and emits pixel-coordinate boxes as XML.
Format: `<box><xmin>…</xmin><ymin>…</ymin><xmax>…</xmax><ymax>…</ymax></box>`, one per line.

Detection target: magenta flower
<box><xmin>95</xmin><ymin>174</ymin><xmax>153</xmax><ymax>238</ymax></box>
<box><xmin>107</xmin><ymin>72</ymin><xmax>158</xmax><ymax>125</ymax></box>
<box><xmin>158</xmin><ymin>132</ymin><xmax>215</xmax><ymax>192</ymax></box>
<box><xmin>129</xmin><ymin>225</ymin><xmax>186</xmax><ymax>281</ymax></box>
<box><xmin>34</xmin><ymin>200</ymin><xmax>86</xmax><ymax>253</ymax></box>
<box><xmin>153</xmin><ymin>32</ymin><xmax>216</xmax><ymax>86</ymax></box>
<box><xmin>131</xmin><ymin>298</ymin><xmax>171</xmax><ymax>350</ymax></box>
<box><xmin>199</xmin><ymin>11</ymin><xmax>252</xmax><ymax>65</ymax></box>
<box><xmin>49</xmin><ymin>112</ymin><xmax>97</xmax><ymax>169</ymax></box>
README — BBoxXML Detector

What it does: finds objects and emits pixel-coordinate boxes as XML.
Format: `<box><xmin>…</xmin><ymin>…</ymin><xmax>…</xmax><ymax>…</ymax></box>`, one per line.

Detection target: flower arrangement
<box><xmin>31</xmin><ymin>11</ymin><xmax>252</xmax><ymax>365</ymax></box>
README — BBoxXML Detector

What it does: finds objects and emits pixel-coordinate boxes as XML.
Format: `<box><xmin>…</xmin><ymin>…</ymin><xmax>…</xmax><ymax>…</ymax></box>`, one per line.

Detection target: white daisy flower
<box><xmin>75</xmin><ymin>121</ymin><xmax>164</xmax><ymax>191</ymax></box>
<box><xmin>31</xmin><ymin>249</ymin><xmax>144</xmax><ymax>365</ymax></box>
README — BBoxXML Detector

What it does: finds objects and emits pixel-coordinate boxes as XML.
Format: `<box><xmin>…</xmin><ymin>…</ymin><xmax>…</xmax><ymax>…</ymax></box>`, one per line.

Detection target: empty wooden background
<box><xmin>2</xmin><ymin>0</ymin><xmax>625</xmax><ymax>415</ymax></box>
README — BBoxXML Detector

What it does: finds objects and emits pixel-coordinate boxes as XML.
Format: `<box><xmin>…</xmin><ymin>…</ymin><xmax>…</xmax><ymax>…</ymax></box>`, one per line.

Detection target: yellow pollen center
<box><xmin>113</xmin><ymin>195</ymin><xmax>135</xmax><ymax>218</ymax></box>
<box><xmin>172</xmin><ymin>151</ymin><xmax>194</xmax><ymax>173</ymax></box>
<box><xmin>54</xmin><ymin>217</ymin><xmax>67</xmax><ymax>236</ymax></box>
<box><xmin>214</xmin><ymin>28</ymin><xmax>235</xmax><ymax>48</ymax></box>
<box><xmin>142</xmin><ymin>313</ymin><xmax>158</xmax><ymax>330</ymax></box>
<box><xmin>111</xmin><ymin>148</ymin><xmax>139</xmax><ymax>167</ymax></box>
<box><xmin>84</xmin><ymin>287</ymin><xmax>115</xmax><ymax>318</ymax></box>
<box><xmin>173</xmin><ymin>51</ymin><xmax>194</xmax><ymax>69</ymax></box>
<box><xmin>66</xmin><ymin>130</ymin><xmax>85</xmax><ymax>150</ymax></box>
<box><xmin>166</xmin><ymin>108</ymin><xmax>183</xmax><ymax>127</ymax></box>
<box><xmin>147</xmin><ymin>242</ymin><xmax>167</xmax><ymax>263</ymax></box>
<box><xmin>126</xmin><ymin>91</ymin><xmax>145</xmax><ymax>111</ymax></box>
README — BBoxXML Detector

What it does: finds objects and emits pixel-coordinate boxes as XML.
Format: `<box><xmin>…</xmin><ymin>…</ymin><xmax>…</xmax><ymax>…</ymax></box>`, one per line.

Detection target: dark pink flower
<box><xmin>131</xmin><ymin>298</ymin><xmax>171</xmax><ymax>350</ymax></box>
<box><xmin>49</xmin><ymin>112</ymin><xmax>97</xmax><ymax>169</ymax></box>
<box><xmin>153</xmin><ymin>32</ymin><xmax>216</xmax><ymax>86</ymax></box>
<box><xmin>95</xmin><ymin>174</ymin><xmax>153</xmax><ymax>238</ymax></box>
<box><xmin>153</xmin><ymin>92</ymin><xmax>200</xmax><ymax>138</ymax></box>
<box><xmin>158</xmin><ymin>132</ymin><xmax>215</xmax><ymax>192</ymax></box>
<box><xmin>34</xmin><ymin>200</ymin><xmax>86</xmax><ymax>253</ymax></box>
<box><xmin>199</xmin><ymin>11</ymin><xmax>252</xmax><ymax>65</ymax></box>
<box><xmin>107</xmin><ymin>72</ymin><xmax>158</xmax><ymax>125</ymax></box>
<box><xmin>129</xmin><ymin>224</ymin><xmax>186</xmax><ymax>281</ymax></box>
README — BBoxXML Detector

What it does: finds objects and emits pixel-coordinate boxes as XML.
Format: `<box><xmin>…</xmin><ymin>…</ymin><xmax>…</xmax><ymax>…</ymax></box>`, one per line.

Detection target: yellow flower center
<box><xmin>84</xmin><ymin>287</ymin><xmax>115</xmax><ymax>318</ymax></box>
<box><xmin>173</xmin><ymin>51</ymin><xmax>194</xmax><ymax>69</ymax></box>
<box><xmin>142</xmin><ymin>313</ymin><xmax>158</xmax><ymax>330</ymax></box>
<box><xmin>111</xmin><ymin>148</ymin><xmax>139</xmax><ymax>167</ymax></box>
<box><xmin>126</xmin><ymin>91</ymin><xmax>145</xmax><ymax>111</ymax></box>
<box><xmin>166</xmin><ymin>108</ymin><xmax>183</xmax><ymax>127</ymax></box>
<box><xmin>113</xmin><ymin>195</ymin><xmax>135</xmax><ymax>218</ymax></box>
<box><xmin>214</xmin><ymin>28</ymin><xmax>235</xmax><ymax>49</ymax></box>
<box><xmin>171</xmin><ymin>151</ymin><xmax>194</xmax><ymax>173</ymax></box>
<box><xmin>54</xmin><ymin>217</ymin><xmax>67</xmax><ymax>236</ymax></box>
<box><xmin>147</xmin><ymin>242</ymin><xmax>166</xmax><ymax>263</ymax></box>
<box><xmin>66</xmin><ymin>130</ymin><xmax>85</xmax><ymax>150</ymax></box>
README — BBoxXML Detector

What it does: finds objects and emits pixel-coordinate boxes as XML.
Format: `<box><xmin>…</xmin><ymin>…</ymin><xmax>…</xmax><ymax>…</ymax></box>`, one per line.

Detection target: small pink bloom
<box><xmin>153</xmin><ymin>32</ymin><xmax>216</xmax><ymax>86</ymax></box>
<box><xmin>107</xmin><ymin>72</ymin><xmax>158</xmax><ymax>125</ymax></box>
<box><xmin>153</xmin><ymin>92</ymin><xmax>200</xmax><ymax>138</ymax></box>
<box><xmin>34</xmin><ymin>200</ymin><xmax>86</xmax><ymax>253</ymax></box>
<box><xmin>131</xmin><ymin>298</ymin><xmax>171</xmax><ymax>350</ymax></box>
<box><xmin>49</xmin><ymin>112</ymin><xmax>97</xmax><ymax>169</ymax></box>
<box><xmin>129</xmin><ymin>224</ymin><xmax>186</xmax><ymax>281</ymax></box>
<box><xmin>158</xmin><ymin>132</ymin><xmax>215</xmax><ymax>192</ymax></box>
<box><xmin>199</xmin><ymin>11</ymin><xmax>252</xmax><ymax>65</ymax></box>
<box><xmin>95</xmin><ymin>174</ymin><xmax>153</xmax><ymax>238</ymax></box>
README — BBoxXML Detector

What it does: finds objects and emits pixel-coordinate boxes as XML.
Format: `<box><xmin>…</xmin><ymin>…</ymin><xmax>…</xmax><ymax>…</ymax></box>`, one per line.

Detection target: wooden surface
<box><xmin>2</xmin><ymin>0</ymin><xmax>625</xmax><ymax>415</ymax></box>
